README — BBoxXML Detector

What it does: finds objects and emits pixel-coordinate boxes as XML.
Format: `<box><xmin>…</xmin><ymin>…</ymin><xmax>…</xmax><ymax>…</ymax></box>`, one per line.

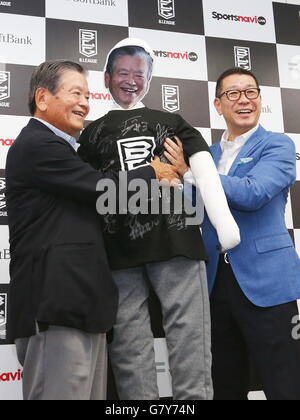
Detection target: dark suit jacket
<box><xmin>5</xmin><ymin>119</ymin><xmax>155</xmax><ymax>341</ymax></box>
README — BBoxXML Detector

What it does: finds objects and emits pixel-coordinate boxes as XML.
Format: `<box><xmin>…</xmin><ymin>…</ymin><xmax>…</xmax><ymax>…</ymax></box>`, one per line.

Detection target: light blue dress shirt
<box><xmin>34</xmin><ymin>118</ymin><xmax>79</xmax><ymax>151</ymax></box>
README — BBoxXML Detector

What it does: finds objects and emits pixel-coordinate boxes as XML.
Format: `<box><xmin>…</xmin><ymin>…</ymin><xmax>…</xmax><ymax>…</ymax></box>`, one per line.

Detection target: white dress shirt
<box><xmin>217</xmin><ymin>124</ymin><xmax>259</xmax><ymax>175</ymax></box>
<box><xmin>183</xmin><ymin>124</ymin><xmax>259</xmax><ymax>185</ymax></box>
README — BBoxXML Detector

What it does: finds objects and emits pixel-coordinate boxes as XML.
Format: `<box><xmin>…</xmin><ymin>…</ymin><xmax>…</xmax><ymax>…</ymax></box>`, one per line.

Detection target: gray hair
<box><xmin>105</xmin><ymin>46</ymin><xmax>153</xmax><ymax>81</ymax></box>
<box><xmin>28</xmin><ymin>60</ymin><xmax>86</xmax><ymax>116</ymax></box>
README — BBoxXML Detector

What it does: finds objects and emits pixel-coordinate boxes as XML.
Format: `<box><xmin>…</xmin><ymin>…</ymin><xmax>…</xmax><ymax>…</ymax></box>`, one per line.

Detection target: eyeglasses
<box><xmin>218</xmin><ymin>88</ymin><xmax>261</xmax><ymax>101</ymax></box>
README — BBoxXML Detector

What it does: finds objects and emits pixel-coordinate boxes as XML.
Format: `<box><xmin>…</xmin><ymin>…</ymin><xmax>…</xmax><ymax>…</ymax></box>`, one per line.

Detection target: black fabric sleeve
<box><xmin>27</xmin><ymin>134</ymin><xmax>155</xmax><ymax>204</ymax></box>
<box><xmin>77</xmin><ymin>121</ymin><xmax>102</xmax><ymax>170</ymax></box>
<box><xmin>175</xmin><ymin>114</ymin><xmax>210</xmax><ymax>157</ymax></box>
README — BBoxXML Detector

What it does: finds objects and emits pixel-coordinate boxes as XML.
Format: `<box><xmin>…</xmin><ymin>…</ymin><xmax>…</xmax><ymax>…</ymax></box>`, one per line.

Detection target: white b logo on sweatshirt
<box><xmin>117</xmin><ymin>136</ymin><xmax>156</xmax><ymax>171</ymax></box>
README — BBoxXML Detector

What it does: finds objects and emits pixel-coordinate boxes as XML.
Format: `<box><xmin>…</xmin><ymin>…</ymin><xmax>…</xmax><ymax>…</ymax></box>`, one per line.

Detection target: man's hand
<box><xmin>150</xmin><ymin>156</ymin><xmax>180</xmax><ymax>183</ymax></box>
<box><xmin>164</xmin><ymin>136</ymin><xmax>189</xmax><ymax>177</ymax></box>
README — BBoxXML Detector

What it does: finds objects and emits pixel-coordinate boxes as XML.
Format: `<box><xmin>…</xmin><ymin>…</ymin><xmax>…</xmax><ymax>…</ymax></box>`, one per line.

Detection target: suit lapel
<box><xmin>211</xmin><ymin>143</ymin><xmax>222</xmax><ymax>167</ymax></box>
<box><xmin>210</xmin><ymin>125</ymin><xmax>269</xmax><ymax>175</ymax></box>
<box><xmin>27</xmin><ymin>118</ymin><xmax>54</xmax><ymax>133</ymax></box>
<box><xmin>27</xmin><ymin>118</ymin><xmax>77</xmax><ymax>153</ymax></box>
<box><xmin>228</xmin><ymin>125</ymin><xmax>268</xmax><ymax>176</ymax></box>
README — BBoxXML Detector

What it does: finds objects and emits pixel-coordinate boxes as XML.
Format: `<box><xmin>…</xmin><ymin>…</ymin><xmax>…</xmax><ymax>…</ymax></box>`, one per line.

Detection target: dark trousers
<box><xmin>210</xmin><ymin>256</ymin><xmax>300</xmax><ymax>400</ymax></box>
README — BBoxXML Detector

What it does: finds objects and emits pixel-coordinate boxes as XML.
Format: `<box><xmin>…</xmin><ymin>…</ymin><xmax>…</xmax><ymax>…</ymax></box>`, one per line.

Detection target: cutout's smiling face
<box><xmin>105</xmin><ymin>55</ymin><xmax>150</xmax><ymax>109</ymax></box>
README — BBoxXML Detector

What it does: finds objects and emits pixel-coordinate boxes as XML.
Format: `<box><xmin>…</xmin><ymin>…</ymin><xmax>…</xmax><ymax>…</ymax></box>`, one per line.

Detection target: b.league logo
<box><xmin>79</xmin><ymin>29</ymin><xmax>98</xmax><ymax>58</ymax></box>
<box><xmin>162</xmin><ymin>85</ymin><xmax>180</xmax><ymax>113</ymax></box>
<box><xmin>234</xmin><ymin>46</ymin><xmax>252</xmax><ymax>71</ymax></box>
<box><xmin>117</xmin><ymin>137</ymin><xmax>156</xmax><ymax>171</ymax></box>
<box><xmin>0</xmin><ymin>71</ymin><xmax>10</xmax><ymax>101</ymax></box>
<box><xmin>158</xmin><ymin>0</ymin><xmax>176</xmax><ymax>20</ymax></box>
<box><xmin>0</xmin><ymin>293</ymin><xmax>7</xmax><ymax>340</ymax></box>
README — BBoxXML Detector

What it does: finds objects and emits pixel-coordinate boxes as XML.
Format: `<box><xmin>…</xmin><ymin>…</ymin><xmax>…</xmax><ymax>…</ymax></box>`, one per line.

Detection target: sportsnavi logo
<box><xmin>154</xmin><ymin>50</ymin><xmax>198</xmax><ymax>62</ymax></box>
<box><xmin>212</xmin><ymin>11</ymin><xmax>267</xmax><ymax>25</ymax></box>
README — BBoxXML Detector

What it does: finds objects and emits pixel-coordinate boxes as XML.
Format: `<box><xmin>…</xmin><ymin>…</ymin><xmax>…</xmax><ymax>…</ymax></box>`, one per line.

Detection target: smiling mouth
<box><xmin>73</xmin><ymin>111</ymin><xmax>85</xmax><ymax>118</ymax></box>
<box><xmin>121</xmin><ymin>87</ymin><xmax>138</xmax><ymax>94</ymax></box>
<box><xmin>237</xmin><ymin>109</ymin><xmax>253</xmax><ymax>115</ymax></box>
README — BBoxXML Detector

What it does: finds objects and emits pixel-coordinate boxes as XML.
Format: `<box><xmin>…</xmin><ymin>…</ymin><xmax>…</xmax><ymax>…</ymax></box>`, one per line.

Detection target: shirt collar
<box><xmin>33</xmin><ymin>118</ymin><xmax>79</xmax><ymax>151</ymax></box>
<box><xmin>110</xmin><ymin>101</ymin><xmax>145</xmax><ymax>111</ymax></box>
<box><xmin>220</xmin><ymin>124</ymin><xmax>259</xmax><ymax>151</ymax></box>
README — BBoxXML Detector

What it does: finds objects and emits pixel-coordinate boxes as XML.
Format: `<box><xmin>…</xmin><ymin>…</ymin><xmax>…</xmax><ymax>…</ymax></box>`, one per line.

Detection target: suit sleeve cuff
<box><xmin>127</xmin><ymin>165</ymin><xmax>156</xmax><ymax>186</ymax></box>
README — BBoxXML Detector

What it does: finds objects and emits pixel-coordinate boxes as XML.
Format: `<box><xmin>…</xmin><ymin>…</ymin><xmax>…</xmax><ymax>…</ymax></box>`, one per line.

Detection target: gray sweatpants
<box><xmin>15</xmin><ymin>326</ymin><xmax>107</xmax><ymax>400</ymax></box>
<box><xmin>109</xmin><ymin>257</ymin><xmax>213</xmax><ymax>400</ymax></box>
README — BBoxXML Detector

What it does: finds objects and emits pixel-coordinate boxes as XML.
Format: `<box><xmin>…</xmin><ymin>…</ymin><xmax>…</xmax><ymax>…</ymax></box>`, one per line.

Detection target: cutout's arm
<box><xmin>189</xmin><ymin>151</ymin><xmax>240</xmax><ymax>251</ymax></box>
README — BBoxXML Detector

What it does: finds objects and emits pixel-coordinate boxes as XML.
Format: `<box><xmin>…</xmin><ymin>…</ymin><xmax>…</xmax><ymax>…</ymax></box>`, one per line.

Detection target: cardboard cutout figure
<box><xmin>78</xmin><ymin>38</ymin><xmax>240</xmax><ymax>400</ymax></box>
<box><xmin>103</xmin><ymin>37</ymin><xmax>154</xmax><ymax>110</ymax></box>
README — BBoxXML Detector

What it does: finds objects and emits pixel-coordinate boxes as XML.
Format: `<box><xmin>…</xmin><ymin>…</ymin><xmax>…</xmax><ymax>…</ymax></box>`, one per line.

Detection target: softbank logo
<box><xmin>212</xmin><ymin>11</ymin><xmax>267</xmax><ymax>25</ymax></box>
<box><xmin>0</xmin><ymin>369</ymin><xmax>22</xmax><ymax>382</ymax></box>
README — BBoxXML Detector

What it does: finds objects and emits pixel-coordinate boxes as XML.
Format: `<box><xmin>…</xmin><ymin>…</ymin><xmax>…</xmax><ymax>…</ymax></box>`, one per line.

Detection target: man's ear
<box><xmin>35</xmin><ymin>87</ymin><xmax>49</xmax><ymax>112</ymax></box>
<box><xmin>104</xmin><ymin>72</ymin><xmax>110</xmax><ymax>89</ymax></box>
<box><xmin>214</xmin><ymin>97</ymin><xmax>223</xmax><ymax>116</ymax></box>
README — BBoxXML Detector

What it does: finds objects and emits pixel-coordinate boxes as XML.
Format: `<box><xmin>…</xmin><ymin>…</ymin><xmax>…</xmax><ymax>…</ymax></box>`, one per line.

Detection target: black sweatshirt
<box><xmin>78</xmin><ymin>107</ymin><xmax>209</xmax><ymax>270</ymax></box>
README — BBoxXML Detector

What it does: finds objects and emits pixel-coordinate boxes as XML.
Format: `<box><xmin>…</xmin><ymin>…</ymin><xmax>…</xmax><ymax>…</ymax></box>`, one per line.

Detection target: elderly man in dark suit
<box><xmin>5</xmin><ymin>60</ymin><xmax>178</xmax><ymax>400</ymax></box>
